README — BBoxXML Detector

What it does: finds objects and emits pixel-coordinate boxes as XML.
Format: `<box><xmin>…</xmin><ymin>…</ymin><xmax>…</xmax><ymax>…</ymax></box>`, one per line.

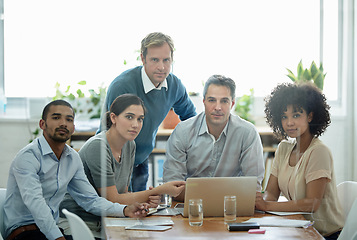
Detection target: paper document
<box><xmin>151</xmin><ymin>208</ymin><xmax>182</xmax><ymax>216</ymax></box>
<box><xmin>125</xmin><ymin>225</ymin><xmax>172</xmax><ymax>231</ymax></box>
<box><xmin>105</xmin><ymin>217</ymin><xmax>174</xmax><ymax>227</ymax></box>
<box><xmin>266</xmin><ymin>211</ymin><xmax>312</xmax><ymax>216</ymax></box>
<box><xmin>244</xmin><ymin>216</ymin><xmax>313</xmax><ymax>228</ymax></box>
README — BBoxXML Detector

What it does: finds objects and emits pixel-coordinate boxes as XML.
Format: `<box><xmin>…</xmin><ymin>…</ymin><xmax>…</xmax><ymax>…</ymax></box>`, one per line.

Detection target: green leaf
<box><xmin>297</xmin><ymin>60</ymin><xmax>304</xmax><ymax>80</ymax></box>
<box><xmin>68</xmin><ymin>93</ymin><xmax>75</xmax><ymax>101</ymax></box>
<box><xmin>78</xmin><ymin>80</ymin><xmax>86</xmax><ymax>85</ymax></box>
<box><xmin>234</xmin><ymin>89</ymin><xmax>254</xmax><ymax>124</ymax></box>
<box><xmin>286</xmin><ymin>68</ymin><xmax>297</xmax><ymax>82</ymax></box>
<box><xmin>53</xmin><ymin>89</ymin><xmax>64</xmax><ymax>100</ymax></box>
<box><xmin>88</xmin><ymin>89</ymin><xmax>98</xmax><ymax>97</ymax></box>
<box><xmin>76</xmin><ymin>89</ymin><xmax>85</xmax><ymax>98</ymax></box>
<box><xmin>310</xmin><ymin>61</ymin><xmax>319</xmax><ymax>79</ymax></box>
<box><xmin>124</xmin><ymin>60</ymin><xmax>127</xmax><ymax>65</ymax></box>
<box><xmin>319</xmin><ymin>62</ymin><xmax>324</xmax><ymax>72</ymax></box>
<box><xmin>302</xmin><ymin>69</ymin><xmax>311</xmax><ymax>81</ymax></box>
<box><xmin>314</xmin><ymin>72</ymin><xmax>324</xmax><ymax>90</ymax></box>
<box><xmin>90</xmin><ymin>113</ymin><xmax>101</xmax><ymax>119</ymax></box>
<box><xmin>286</xmin><ymin>68</ymin><xmax>294</xmax><ymax>75</ymax></box>
<box><xmin>91</xmin><ymin>97</ymin><xmax>100</xmax><ymax>105</ymax></box>
<box><xmin>287</xmin><ymin>74</ymin><xmax>296</xmax><ymax>82</ymax></box>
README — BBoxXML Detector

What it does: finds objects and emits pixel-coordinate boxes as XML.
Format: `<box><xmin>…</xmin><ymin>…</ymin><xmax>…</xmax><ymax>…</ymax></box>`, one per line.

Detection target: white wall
<box><xmin>0</xmin><ymin>118</ymin><xmax>39</xmax><ymax>187</ymax></box>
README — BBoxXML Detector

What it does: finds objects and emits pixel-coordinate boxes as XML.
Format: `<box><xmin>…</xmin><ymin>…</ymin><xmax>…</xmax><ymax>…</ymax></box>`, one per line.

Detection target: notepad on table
<box><xmin>244</xmin><ymin>216</ymin><xmax>312</xmax><ymax>228</ymax></box>
<box><xmin>266</xmin><ymin>211</ymin><xmax>312</xmax><ymax>216</ymax></box>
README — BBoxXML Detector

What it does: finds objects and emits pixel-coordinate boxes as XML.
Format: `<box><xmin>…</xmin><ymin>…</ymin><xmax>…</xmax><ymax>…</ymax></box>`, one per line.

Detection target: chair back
<box><xmin>0</xmin><ymin>188</ymin><xmax>7</xmax><ymax>239</ymax></box>
<box><xmin>61</xmin><ymin>209</ymin><xmax>95</xmax><ymax>240</ymax></box>
<box><xmin>337</xmin><ymin>181</ymin><xmax>357</xmax><ymax>219</ymax></box>
<box><xmin>337</xmin><ymin>198</ymin><xmax>357</xmax><ymax>240</ymax></box>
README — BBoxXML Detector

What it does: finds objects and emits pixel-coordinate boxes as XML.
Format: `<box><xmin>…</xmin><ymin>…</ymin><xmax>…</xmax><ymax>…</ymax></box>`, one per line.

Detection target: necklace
<box><xmin>115</xmin><ymin>154</ymin><xmax>121</xmax><ymax>163</ymax></box>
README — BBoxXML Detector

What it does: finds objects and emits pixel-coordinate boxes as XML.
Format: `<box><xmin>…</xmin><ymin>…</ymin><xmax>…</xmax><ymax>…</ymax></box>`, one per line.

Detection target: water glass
<box><xmin>160</xmin><ymin>194</ymin><xmax>172</xmax><ymax>208</ymax></box>
<box><xmin>189</xmin><ymin>199</ymin><xmax>203</xmax><ymax>226</ymax></box>
<box><xmin>224</xmin><ymin>195</ymin><xmax>236</xmax><ymax>224</ymax></box>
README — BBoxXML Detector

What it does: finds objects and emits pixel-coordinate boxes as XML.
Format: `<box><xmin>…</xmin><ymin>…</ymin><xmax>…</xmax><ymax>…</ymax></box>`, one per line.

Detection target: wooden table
<box><xmin>104</xmin><ymin>212</ymin><xmax>324</xmax><ymax>240</ymax></box>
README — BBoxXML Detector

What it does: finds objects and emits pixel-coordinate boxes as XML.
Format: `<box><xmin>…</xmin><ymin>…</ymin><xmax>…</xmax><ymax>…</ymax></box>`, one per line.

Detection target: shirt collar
<box><xmin>199</xmin><ymin>113</ymin><xmax>230</xmax><ymax>138</ymax></box>
<box><xmin>141</xmin><ymin>67</ymin><xmax>168</xmax><ymax>94</ymax></box>
<box><xmin>39</xmin><ymin>135</ymin><xmax>53</xmax><ymax>156</ymax></box>
<box><xmin>38</xmin><ymin>134</ymin><xmax>70</xmax><ymax>159</ymax></box>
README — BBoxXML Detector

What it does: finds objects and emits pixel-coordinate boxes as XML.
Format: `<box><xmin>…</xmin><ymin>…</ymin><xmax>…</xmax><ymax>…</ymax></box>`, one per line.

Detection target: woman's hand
<box><xmin>146</xmin><ymin>185</ymin><xmax>160</xmax><ymax>208</ymax></box>
<box><xmin>158</xmin><ymin>181</ymin><xmax>186</xmax><ymax>197</ymax></box>
<box><xmin>147</xmin><ymin>195</ymin><xmax>160</xmax><ymax>208</ymax></box>
<box><xmin>124</xmin><ymin>202</ymin><xmax>149</xmax><ymax>218</ymax></box>
<box><xmin>255</xmin><ymin>191</ymin><xmax>267</xmax><ymax>211</ymax></box>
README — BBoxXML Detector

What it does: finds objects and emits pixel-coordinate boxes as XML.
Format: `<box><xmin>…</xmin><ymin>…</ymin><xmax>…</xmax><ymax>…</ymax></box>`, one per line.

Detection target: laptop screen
<box><xmin>183</xmin><ymin>176</ymin><xmax>257</xmax><ymax>217</ymax></box>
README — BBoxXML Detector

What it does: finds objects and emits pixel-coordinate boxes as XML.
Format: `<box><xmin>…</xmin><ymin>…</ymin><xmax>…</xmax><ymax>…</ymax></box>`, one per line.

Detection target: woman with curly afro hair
<box><xmin>255</xmin><ymin>83</ymin><xmax>344</xmax><ymax>239</ymax></box>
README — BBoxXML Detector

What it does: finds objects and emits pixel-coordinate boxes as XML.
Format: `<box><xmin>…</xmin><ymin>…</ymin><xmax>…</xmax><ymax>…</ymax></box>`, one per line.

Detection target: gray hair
<box><xmin>203</xmin><ymin>75</ymin><xmax>236</xmax><ymax>100</ymax></box>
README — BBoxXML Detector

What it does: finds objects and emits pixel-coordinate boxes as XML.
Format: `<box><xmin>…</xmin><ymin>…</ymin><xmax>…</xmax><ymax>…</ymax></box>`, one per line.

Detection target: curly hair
<box><xmin>264</xmin><ymin>82</ymin><xmax>331</xmax><ymax>140</ymax></box>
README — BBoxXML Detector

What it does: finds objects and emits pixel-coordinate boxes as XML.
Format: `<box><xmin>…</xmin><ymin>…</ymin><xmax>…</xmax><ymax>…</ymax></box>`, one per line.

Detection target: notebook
<box><xmin>183</xmin><ymin>176</ymin><xmax>257</xmax><ymax>217</ymax></box>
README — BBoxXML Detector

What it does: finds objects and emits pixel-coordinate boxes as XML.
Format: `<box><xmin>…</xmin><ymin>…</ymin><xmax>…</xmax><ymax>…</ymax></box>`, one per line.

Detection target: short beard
<box><xmin>45</xmin><ymin>123</ymin><xmax>70</xmax><ymax>143</ymax></box>
<box><xmin>49</xmin><ymin>134</ymin><xmax>69</xmax><ymax>143</ymax></box>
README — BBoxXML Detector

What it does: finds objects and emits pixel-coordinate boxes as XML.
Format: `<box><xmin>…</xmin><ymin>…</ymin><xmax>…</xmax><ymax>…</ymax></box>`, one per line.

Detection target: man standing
<box><xmin>101</xmin><ymin>32</ymin><xmax>196</xmax><ymax>191</ymax></box>
<box><xmin>4</xmin><ymin>100</ymin><xmax>147</xmax><ymax>240</ymax></box>
<box><xmin>163</xmin><ymin>75</ymin><xmax>265</xmax><ymax>201</ymax></box>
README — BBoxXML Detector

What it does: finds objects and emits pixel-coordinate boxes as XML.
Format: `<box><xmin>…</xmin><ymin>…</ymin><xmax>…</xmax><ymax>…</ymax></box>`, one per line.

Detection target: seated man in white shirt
<box><xmin>163</xmin><ymin>75</ymin><xmax>265</xmax><ymax>201</ymax></box>
<box><xmin>3</xmin><ymin>100</ymin><xmax>148</xmax><ymax>240</ymax></box>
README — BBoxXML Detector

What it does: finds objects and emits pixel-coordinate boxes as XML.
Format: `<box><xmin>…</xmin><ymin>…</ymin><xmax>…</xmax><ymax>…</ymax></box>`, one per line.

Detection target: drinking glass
<box><xmin>189</xmin><ymin>199</ymin><xmax>203</xmax><ymax>226</ymax></box>
<box><xmin>160</xmin><ymin>194</ymin><xmax>172</xmax><ymax>208</ymax></box>
<box><xmin>224</xmin><ymin>195</ymin><xmax>237</xmax><ymax>224</ymax></box>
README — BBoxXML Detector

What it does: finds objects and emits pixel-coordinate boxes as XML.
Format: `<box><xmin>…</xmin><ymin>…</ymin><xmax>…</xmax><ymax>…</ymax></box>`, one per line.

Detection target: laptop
<box><xmin>182</xmin><ymin>176</ymin><xmax>257</xmax><ymax>217</ymax></box>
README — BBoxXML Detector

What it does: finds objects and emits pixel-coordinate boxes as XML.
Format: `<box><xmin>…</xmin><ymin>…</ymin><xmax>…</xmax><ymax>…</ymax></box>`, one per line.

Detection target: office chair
<box><xmin>336</xmin><ymin>181</ymin><xmax>357</xmax><ymax>220</ymax></box>
<box><xmin>61</xmin><ymin>209</ymin><xmax>95</xmax><ymax>240</ymax></box>
<box><xmin>337</xmin><ymin>198</ymin><xmax>357</xmax><ymax>240</ymax></box>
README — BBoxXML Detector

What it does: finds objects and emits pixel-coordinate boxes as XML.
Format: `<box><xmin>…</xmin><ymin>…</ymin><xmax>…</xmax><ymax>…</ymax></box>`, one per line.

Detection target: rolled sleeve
<box><xmin>305</xmin><ymin>146</ymin><xmax>333</xmax><ymax>184</ymax></box>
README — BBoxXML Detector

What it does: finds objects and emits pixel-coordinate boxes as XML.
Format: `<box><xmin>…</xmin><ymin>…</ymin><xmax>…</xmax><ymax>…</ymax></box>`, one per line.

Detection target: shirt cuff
<box><xmin>123</xmin><ymin>206</ymin><xmax>127</xmax><ymax>217</ymax></box>
<box><xmin>113</xmin><ymin>203</ymin><xmax>126</xmax><ymax>217</ymax></box>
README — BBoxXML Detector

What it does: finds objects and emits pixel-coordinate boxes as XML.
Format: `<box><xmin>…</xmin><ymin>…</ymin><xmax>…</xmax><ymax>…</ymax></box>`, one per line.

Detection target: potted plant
<box><xmin>286</xmin><ymin>60</ymin><xmax>326</xmax><ymax>90</ymax></box>
<box><xmin>235</xmin><ymin>88</ymin><xmax>255</xmax><ymax>124</ymax></box>
<box><xmin>53</xmin><ymin>80</ymin><xmax>107</xmax><ymax>119</ymax></box>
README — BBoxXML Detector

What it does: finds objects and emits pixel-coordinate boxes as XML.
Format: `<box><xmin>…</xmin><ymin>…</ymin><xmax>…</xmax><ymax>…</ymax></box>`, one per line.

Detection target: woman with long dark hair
<box><xmin>60</xmin><ymin>94</ymin><xmax>185</xmax><ymax>238</ymax></box>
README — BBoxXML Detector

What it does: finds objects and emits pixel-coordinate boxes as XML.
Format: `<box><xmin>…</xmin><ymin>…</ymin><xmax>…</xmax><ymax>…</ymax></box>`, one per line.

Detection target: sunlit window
<box><xmin>4</xmin><ymin>0</ymin><xmax>337</xmax><ymax>100</ymax></box>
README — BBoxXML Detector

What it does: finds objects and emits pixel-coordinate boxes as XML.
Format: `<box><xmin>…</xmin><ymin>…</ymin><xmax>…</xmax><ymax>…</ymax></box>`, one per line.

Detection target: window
<box><xmin>3</xmin><ymin>0</ymin><xmax>338</xmax><ymax>101</ymax></box>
